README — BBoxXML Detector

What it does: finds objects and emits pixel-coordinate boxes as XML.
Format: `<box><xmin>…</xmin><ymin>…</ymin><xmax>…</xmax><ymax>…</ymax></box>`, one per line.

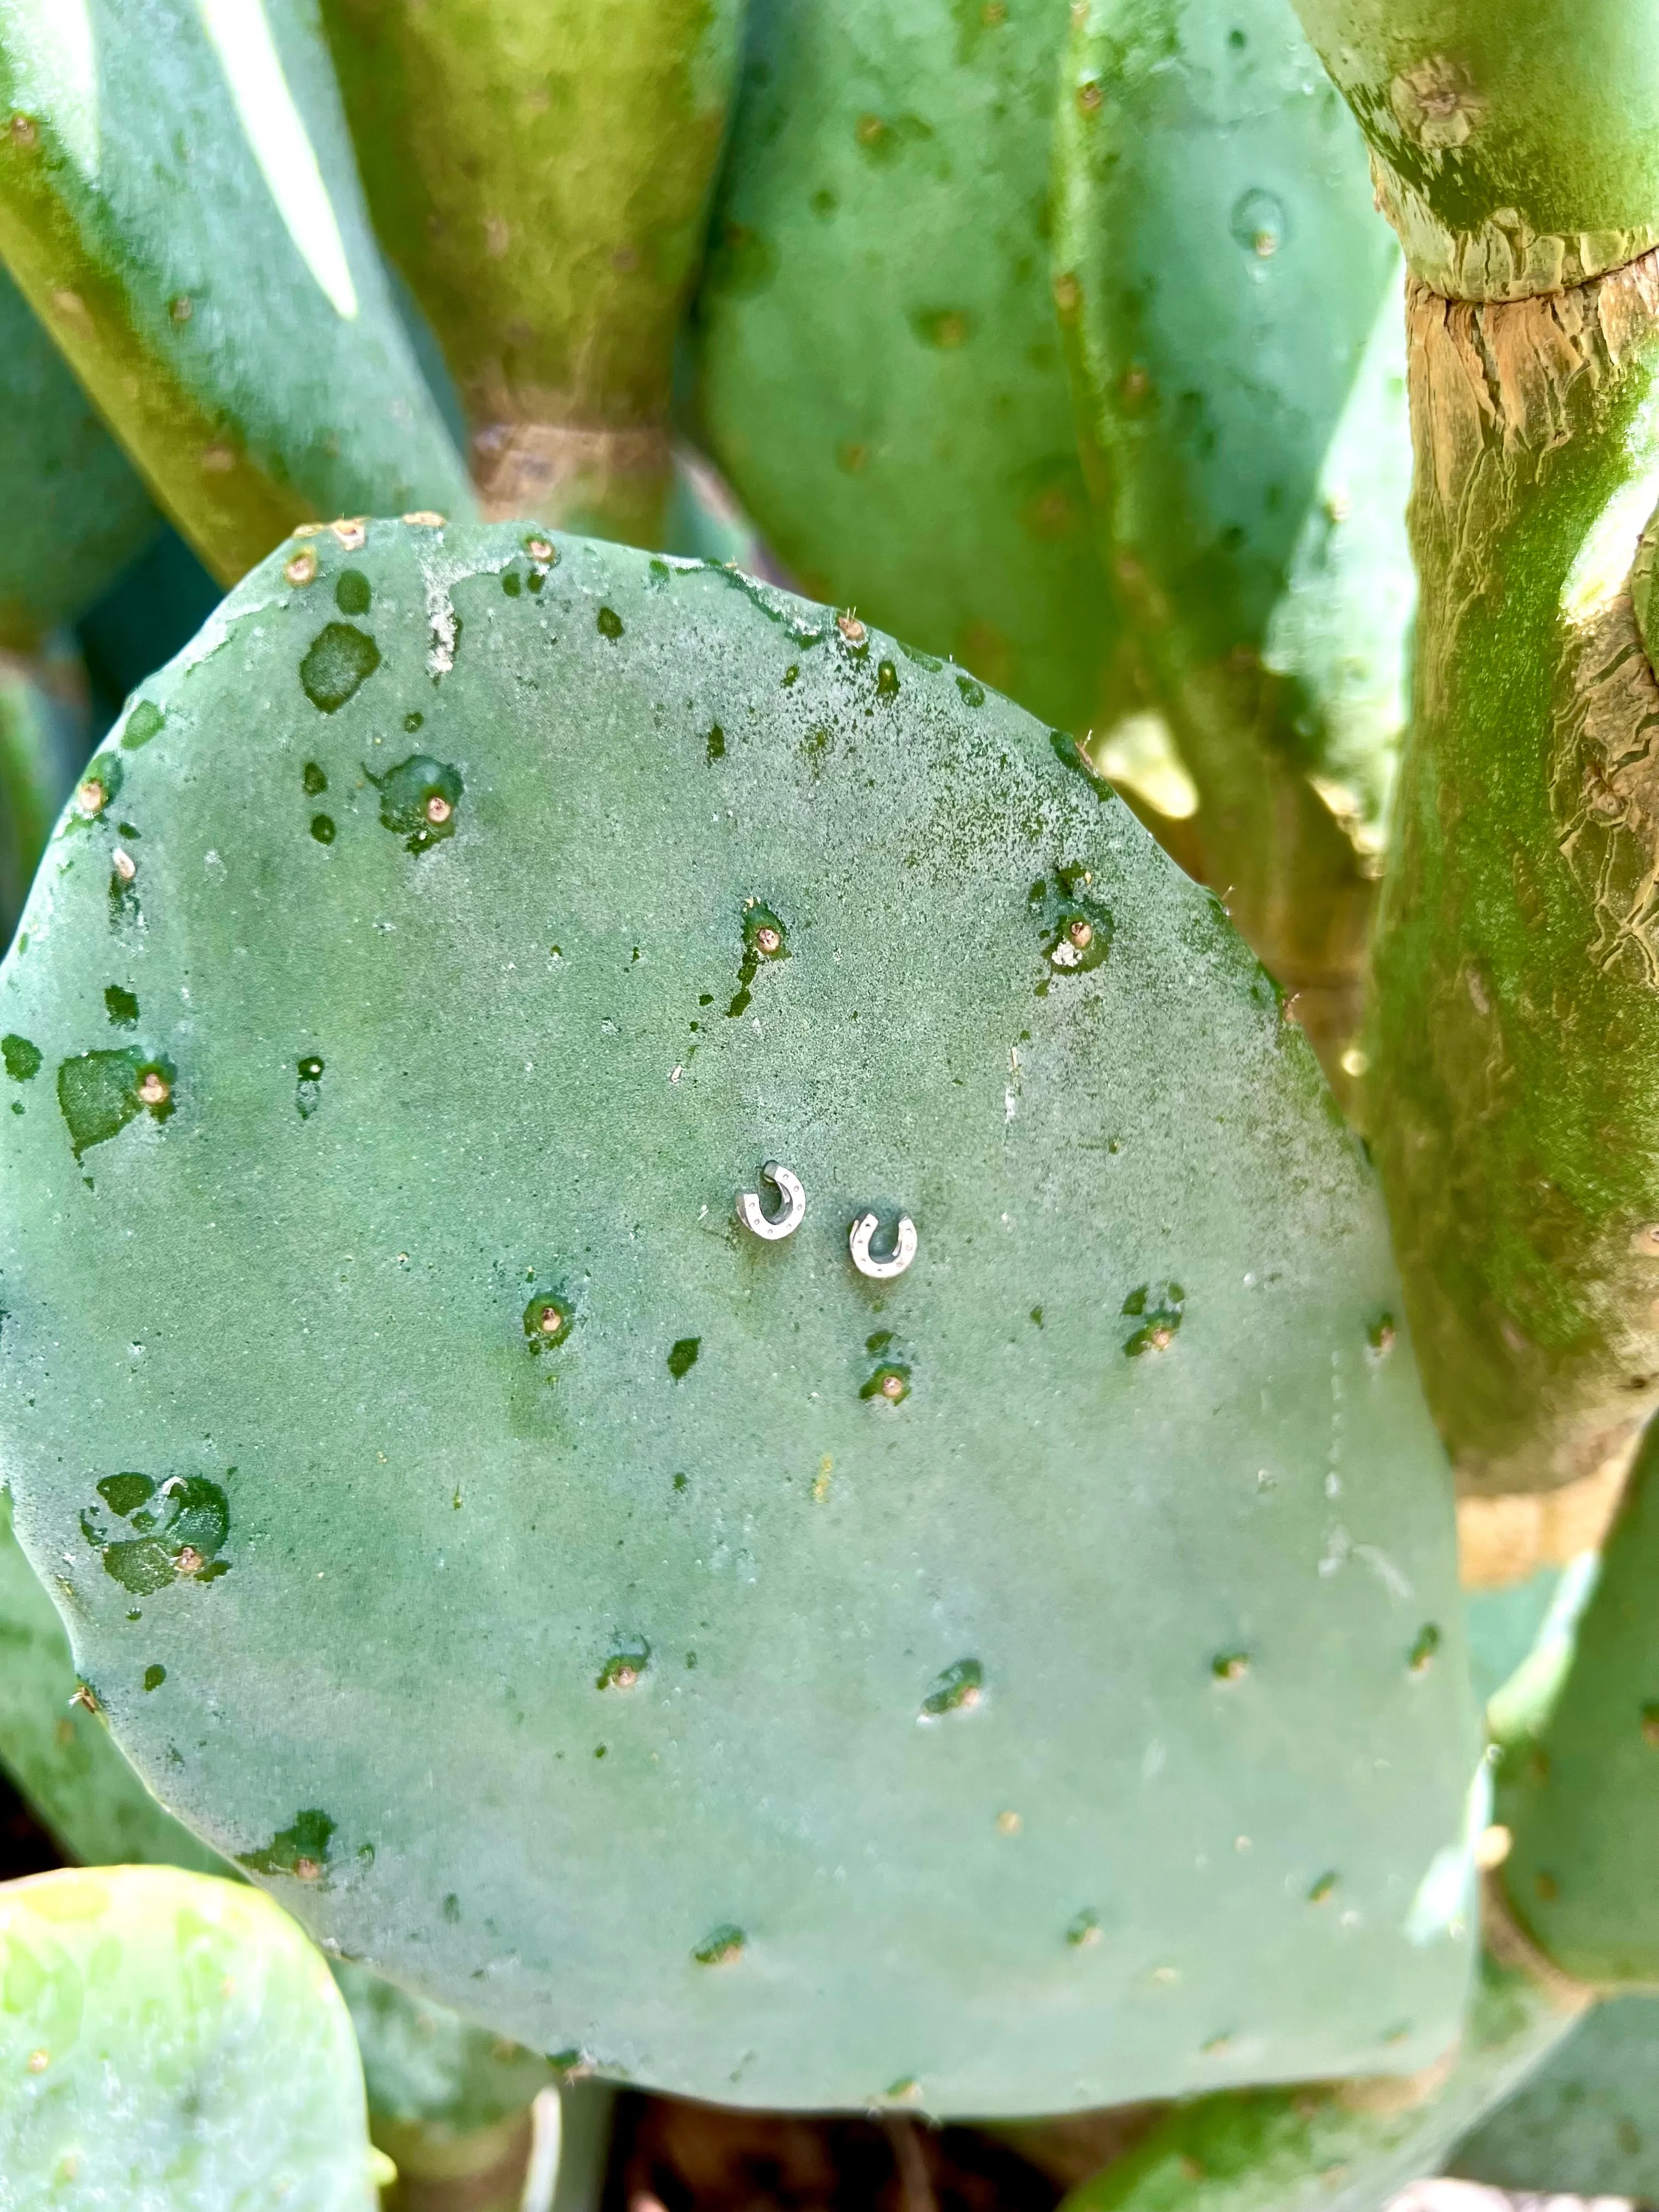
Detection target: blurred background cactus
<box><xmin>0</xmin><ymin>2</ymin><xmax>1655</xmax><ymax>2209</ymax></box>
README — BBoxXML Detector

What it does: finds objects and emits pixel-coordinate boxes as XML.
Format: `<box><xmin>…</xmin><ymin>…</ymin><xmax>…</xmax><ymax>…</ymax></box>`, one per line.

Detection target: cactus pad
<box><xmin>0</xmin><ymin>1492</ymin><xmax>227</xmax><ymax>1874</ymax></box>
<box><xmin>693</xmin><ymin>0</ymin><xmax>1127</xmax><ymax>737</ymax></box>
<box><xmin>0</xmin><ymin>521</ymin><xmax>1475</xmax><ymax>2114</ymax></box>
<box><xmin>0</xmin><ymin>1865</ymin><xmax>377</xmax><ymax>2208</ymax></box>
<box><xmin>1052</xmin><ymin>0</ymin><xmax>1412</xmax><ymax>1084</ymax></box>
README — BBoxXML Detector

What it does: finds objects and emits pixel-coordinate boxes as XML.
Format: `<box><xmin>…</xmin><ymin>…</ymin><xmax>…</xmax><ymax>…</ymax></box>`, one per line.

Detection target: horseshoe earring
<box><xmin>849</xmin><ymin>1210</ymin><xmax>917</xmax><ymax>1280</ymax></box>
<box><xmin>736</xmin><ymin>1163</ymin><xmax>806</xmax><ymax>1241</ymax></box>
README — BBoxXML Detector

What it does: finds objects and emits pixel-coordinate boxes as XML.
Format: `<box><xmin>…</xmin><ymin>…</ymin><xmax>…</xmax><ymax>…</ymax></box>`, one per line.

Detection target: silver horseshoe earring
<box><xmin>849</xmin><ymin>1210</ymin><xmax>917</xmax><ymax>1280</ymax></box>
<box><xmin>737</xmin><ymin>1163</ymin><xmax>806</xmax><ymax>1241</ymax></box>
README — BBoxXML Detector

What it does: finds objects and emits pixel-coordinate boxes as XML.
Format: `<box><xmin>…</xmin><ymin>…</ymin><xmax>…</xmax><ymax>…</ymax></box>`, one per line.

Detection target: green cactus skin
<box><xmin>0</xmin><ymin>263</ymin><xmax>159</xmax><ymax>650</ymax></box>
<box><xmin>1448</xmin><ymin>1993</ymin><xmax>1659</xmax><ymax>2201</ymax></box>
<box><xmin>1052</xmin><ymin>0</ymin><xmax>1413</xmax><ymax>1092</ymax></box>
<box><xmin>1288</xmin><ymin>3</ymin><xmax>1659</xmax><ymax>302</ymax></box>
<box><xmin>0</xmin><ymin>518</ymin><xmax>1477</xmax><ymax>2115</ymax></box>
<box><xmin>0</xmin><ymin>1864</ymin><xmax>379</xmax><ymax>2208</ymax></box>
<box><xmin>0</xmin><ymin>1488</ymin><xmax>599</xmax><ymax>2211</ymax></box>
<box><xmin>1496</xmin><ymin>1417</ymin><xmax>1659</xmax><ymax>1979</ymax></box>
<box><xmin>1056</xmin><ymin>1946</ymin><xmax>1581</xmax><ymax>2212</ymax></box>
<box><xmin>0</xmin><ymin>641</ymin><xmax>93</xmax><ymax>949</ymax></box>
<box><xmin>334</xmin><ymin>1962</ymin><xmax>571</xmax><ymax>2212</ymax></box>
<box><xmin>0</xmin><ymin>1490</ymin><xmax>229</xmax><ymax>1873</ymax></box>
<box><xmin>0</xmin><ymin>0</ymin><xmax>474</xmax><ymax>588</ymax></box>
<box><xmin>691</xmin><ymin>0</ymin><xmax>1130</xmax><ymax>741</ymax></box>
<box><xmin>318</xmin><ymin>0</ymin><xmax>743</xmax><ymax>549</ymax></box>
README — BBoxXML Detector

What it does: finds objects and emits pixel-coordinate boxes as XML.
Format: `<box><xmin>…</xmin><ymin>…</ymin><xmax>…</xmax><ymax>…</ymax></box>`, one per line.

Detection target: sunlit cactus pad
<box><xmin>0</xmin><ymin>1865</ymin><xmax>376</xmax><ymax>2208</ymax></box>
<box><xmin>0</xmin><ymin>521</ymin><xmax>1475</xmax><ymax>2114</ymax></box>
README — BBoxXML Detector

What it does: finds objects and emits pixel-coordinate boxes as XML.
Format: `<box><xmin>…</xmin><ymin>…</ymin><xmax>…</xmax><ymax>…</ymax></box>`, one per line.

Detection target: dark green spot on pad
<box><xmin>56</xmin><ymin>1049</ymin><xmax>174</xmax><ymax>1158</ymax></box>
<box><xmin>300</xmin><ymin>622</ymin><xmax>381</xmax><ymax>713</ymax></box>
<box><xmin>2</xmin><ymin>1035</ymin><xmax>41</xmax><ymax>1082</ymax></box>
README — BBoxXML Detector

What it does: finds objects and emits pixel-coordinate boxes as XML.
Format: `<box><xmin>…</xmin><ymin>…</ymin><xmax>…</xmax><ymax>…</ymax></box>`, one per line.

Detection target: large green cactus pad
<box><xmin>0</xmin><ymin>1489</ymin><xmax>586</xmax><ymax>2206</ymax></box>
<box><xmin>0</xmin><ymin>1865</ymin><xmax>377</xmax><ymax>2208</ymax></box>
<box><xmin>693</xmin><ymin>0</ymin><xmax>1126</xmax><ymax>738</ymax></box>
<box><xmin>1052</xmin><ymin>0</ymin><xmax>1412</xmax><ymax>1082</ymax></box>
<box><xmin>0</xmin><ymin>522</ymin><xmax>1474</xmax><ymax>2114</ymax></box>
<box><xmin>0</xmin><ymin>0</ymin><xmax>472</xmax><ymax>583</ymax></box>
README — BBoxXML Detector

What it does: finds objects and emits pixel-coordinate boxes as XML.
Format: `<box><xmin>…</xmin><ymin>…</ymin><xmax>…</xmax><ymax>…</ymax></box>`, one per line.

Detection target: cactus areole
<box><xmin>0</xmin><ymin>523</ymin><xmax>1476</xmax><ymax>2114</ymax></box>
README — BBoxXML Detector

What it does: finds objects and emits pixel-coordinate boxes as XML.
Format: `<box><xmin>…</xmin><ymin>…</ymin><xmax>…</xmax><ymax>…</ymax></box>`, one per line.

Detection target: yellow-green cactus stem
<box><xmin>0</xmin><ymin>0</ymin><xmax>473</xmax><ymax>586</ymax></box>
<box><xmin>1289</xmin><ymin>0</ymin><xmax>1659</xmax><ymax>1495</ymax></box>
<box><xmin>320</xmin><ymin>0</ymin><xmax>744</xmax><ymax>546</ymax></box>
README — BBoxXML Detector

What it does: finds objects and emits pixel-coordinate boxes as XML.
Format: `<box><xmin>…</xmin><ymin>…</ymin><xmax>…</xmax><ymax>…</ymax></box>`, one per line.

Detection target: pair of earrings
<box><xmin>737</xmin><ymin>1163</ymin><xmax>917</xmax><ymax>1280</ymax></box>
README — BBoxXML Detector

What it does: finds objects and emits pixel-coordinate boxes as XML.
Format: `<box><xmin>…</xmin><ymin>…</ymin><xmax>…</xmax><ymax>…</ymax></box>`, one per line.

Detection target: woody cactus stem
<box><xmin>1289</xmin><ymin>2</ymin><xmax>1659</xmax><ymax>1498</ymax></box>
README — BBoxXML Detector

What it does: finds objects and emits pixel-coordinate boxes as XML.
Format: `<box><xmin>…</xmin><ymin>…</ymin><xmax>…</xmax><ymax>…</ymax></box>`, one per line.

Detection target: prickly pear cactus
<box><xmin>1496</xmin><ymin>1418</ymin><xmax>1659</xmax><ymax>1978</ymax></box>
<box><xmin>0</xmin><ymin>264</ymin><xmax>159</xmax><ymax>650</ymax></box>
<box><xmin>1052</xmin><ymin>0</ymin><xmax>1413</xmax><ymax>1087</ymax></box>
<box><xmin>0</xmin><ymin>1491</ymin><xmax>228</xmax><ymax>1873</ymax></box>
<box><xmin>0</xmin><ymin>0</ymin><xmax>472</xmax><ymax>584</ymax></box>
<box><xmin>0</xmin><ymin>520</ymin><xmax>1477</xmax><ymax>2114</ymax></box>
<box><xmin>321</xmin><ymin>0</ymin><xmax>743</xmax><ymax>545</ymax></box>
<box><xmin>0</xmin><ymin>642</ymin><xmax>93</xmax><ymax>947</ymax></box>
<box><xmin>1057</xmin><ymin>1948</ymin><xmax>1581</xmax><ymax>2212</ymax></box>
<box><xmin>692</xmin><ymin>0</ymin><xmax>1128</xmax><ymax>738</ymax></box>
<box><xmin>0</xmin><ymin>1864</ymin><xmax>380</xmax><ymax>2208</ymax></box>
<box><xmin>1288</xmin><ymin>1</ymin><xmax>1659</xmax><ymax>301</ymax></box>
<box><xmin>1448</xmin><ymin>1993</ymin><xmax>1659</xmax><ymax>2203</ymax></box>
<box><xmin>0</xmin><ymin>1488</ymin><xmax>583</xmax><ymax>2207</ymax></box>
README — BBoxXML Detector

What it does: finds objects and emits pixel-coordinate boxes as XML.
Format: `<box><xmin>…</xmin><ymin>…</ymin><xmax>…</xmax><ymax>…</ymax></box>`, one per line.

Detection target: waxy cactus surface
<box><xmin>0</xmin><ymin>519</ymin><xmax>1476</xmax><ymax>2115</ymax></box>
<box><xmin>1053</xmin><ymin>0</ymin><xmax>1413</xmax><ymax>1088</ymax></box>
<box><xmin>0</xmin><ymin>1865</ymin><xmax>379</xmax><ymax>2208</ymax></box>
<box><xmin>694</xmin><ymin>0</ymin><xmax>1129</xmax><ymax>739</ymax></box>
